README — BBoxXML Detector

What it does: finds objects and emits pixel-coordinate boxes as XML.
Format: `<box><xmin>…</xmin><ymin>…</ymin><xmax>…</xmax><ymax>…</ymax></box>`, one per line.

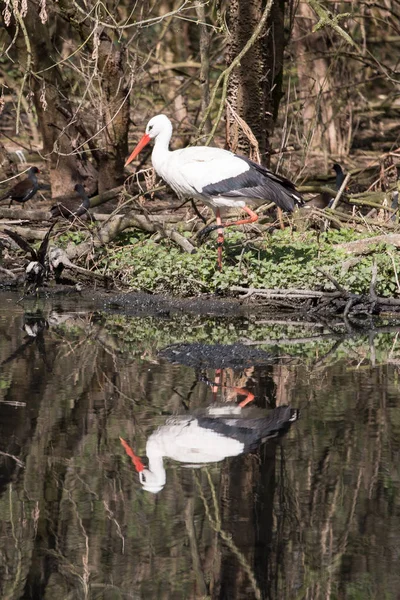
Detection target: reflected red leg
<box><xmin>212</xmin><ymin>368</ymin><xmax>222</xmax><ymax>401</ymax></box>
<box><xmin>235</xmin><ymin>388</ymin><xmax>255</xmax><ymax>407</ymax></box>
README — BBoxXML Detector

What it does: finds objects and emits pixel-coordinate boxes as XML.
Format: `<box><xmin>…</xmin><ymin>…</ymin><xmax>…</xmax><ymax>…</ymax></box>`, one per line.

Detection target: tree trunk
<box><xmin>4</xmin><ymin>1</ymin><xmax>95</xmax><ymax>198</ymax></box>
<box><xmin>4</xmin><ymin>0</ymin><xmax>131</xmax><ymax>197</ymax></box>
<box><xmin>95</xmin><ymin>34</ymin><xmax>130</xmax><ymax>193</ymax></box>
<box><xmin>293</xmin><ymin>1</ymin><xmax>344</xmax><ymax>156</ymax></box>
<box><xmin>226</xmin><ymin>0</ymin><xmax>287</xmax><ymax>164</ymax></box>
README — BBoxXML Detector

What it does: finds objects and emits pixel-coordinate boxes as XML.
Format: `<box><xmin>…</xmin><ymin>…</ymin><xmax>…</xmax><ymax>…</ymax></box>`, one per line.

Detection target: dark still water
<box><xmin>0</xmin><ymin>291</ymin><xmax>399</xmax><ymax>600</ymax></box>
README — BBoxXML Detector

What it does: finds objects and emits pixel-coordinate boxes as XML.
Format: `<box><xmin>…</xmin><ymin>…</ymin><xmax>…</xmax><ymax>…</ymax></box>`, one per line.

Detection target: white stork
<box><xmin>120</xmin><ymin>405</ymin><xmax>298</xmax><ymax>494</ymax></box>
<box><xmin>125</xmin><ymin>115</ymin><xmax>303</xmax><ymax>269</ymax></box>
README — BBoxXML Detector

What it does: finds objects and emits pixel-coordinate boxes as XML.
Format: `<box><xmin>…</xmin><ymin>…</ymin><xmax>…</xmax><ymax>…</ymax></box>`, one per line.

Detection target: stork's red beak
<box><xmin>120</xmin><ymin>437</ymin><xmax>145</xmax><ymax>472</ymax></box>
<box><xmin>125</xmin><ymin>133</ymin><xmax>151</xmax><ymax>166</ymax></box>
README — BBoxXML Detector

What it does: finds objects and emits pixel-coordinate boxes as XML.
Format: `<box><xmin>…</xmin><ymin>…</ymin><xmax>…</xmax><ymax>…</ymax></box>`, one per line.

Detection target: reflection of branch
<box><xmin>13</xmin><ymin>7</ymin><xmax>32</xmax><ymax>135</ymax></box>
<box><xmin>312</xmin><ymin>339</ymin><xmax>344</xmax><ymax>369</ymax></box>
<box><xmin>0</xmin><ymin>451</ymin><xmax>24</xmax><ymax>468</ymax></box>
<box><xmin>184</xmin><ymin>498</ymin><xmax>208</xmax><ymax>596</ymax></box>
<box><xmin>240</xmin><ymin>324</ymin><xmax>400</xmax><ymax>347</ymax></box>
<box><xmin>194</xmin><ymin>470</ymin><xmax>262</xmax><ymax>600</ymax></box>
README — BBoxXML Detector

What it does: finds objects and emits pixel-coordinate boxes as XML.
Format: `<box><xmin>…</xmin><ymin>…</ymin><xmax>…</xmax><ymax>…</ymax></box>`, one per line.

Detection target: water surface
<box><xmin>0</xmin><ymin>291</ymin><xmax>399</xmax><ymax>600</ymax></box>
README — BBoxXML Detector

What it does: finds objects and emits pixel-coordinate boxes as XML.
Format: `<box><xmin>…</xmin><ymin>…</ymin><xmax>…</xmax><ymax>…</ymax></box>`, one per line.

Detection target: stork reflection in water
<box><xmin>120</xmin><ymin>349</ymin><xmax>298</xmax><ymax>494</ymax></box>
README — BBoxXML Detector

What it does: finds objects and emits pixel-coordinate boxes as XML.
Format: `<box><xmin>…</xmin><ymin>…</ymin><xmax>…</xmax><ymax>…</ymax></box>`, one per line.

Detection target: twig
<box><xmin>308</xmin><ymin>0</ymin><xmax>358</xmax><ymax>49</ymax></box>
<box><xmin>315</xmin><ymin>267</ymin><xmax>350</xmax><ymax>296</ymax></box>
<box><xmin>13</xmin><ymin>7</ymin><xmax>32</xmax><ymax>135</ymax></box>
<box><xmin>195</xmin><ymin>1</ymin><xmax>211</xmax><ymax>135</ymax></box>
<box><xmin>388</xmin><ymin>252</ymin><xmax>400</xmax><ymax>294</ymax></box>
<box><xmin>330</xmin><ymin>173</ymin><xmax>351</xmax><ymax>210</ymax></box>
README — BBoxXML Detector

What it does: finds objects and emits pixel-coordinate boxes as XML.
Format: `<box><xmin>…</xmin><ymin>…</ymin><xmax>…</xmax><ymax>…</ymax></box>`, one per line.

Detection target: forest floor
<box><xmin>1</xmin><ymin>105</ymin><xmax>400</xmax><ymax>318</ymax></box>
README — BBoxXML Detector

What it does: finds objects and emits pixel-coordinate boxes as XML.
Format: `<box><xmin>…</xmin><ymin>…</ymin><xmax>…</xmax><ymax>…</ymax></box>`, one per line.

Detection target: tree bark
<box><xmin>4</xmin><ymin>1</ymin><xmax>94</xmax><ymax>198</ymax></box>
<box><xmin>293</xmin><ymin>1</ymin><xmax>343</xmax><ymax>155</ymax></box>
<box><xmin>95</xmin><ymin>34</ymin><xmax>131</xmax><ymax>193</ymax></box>
<box><xmin>4</xmin><ymin>0</ymin><xmax>131</xmax><ymax>197</ymax></box>
<box><xmin>225</xmin><ymin>0</ymin><xmax>288</xmax><ymax>164</ymax></box>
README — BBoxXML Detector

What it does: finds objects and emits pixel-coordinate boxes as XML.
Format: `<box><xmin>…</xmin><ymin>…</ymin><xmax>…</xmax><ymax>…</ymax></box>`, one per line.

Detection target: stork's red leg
<box><xmin>220</xmin><ymin>205</ymin><xmax>258</xmax><ymax>228</ymax></box>
<box><xmin>216</xmin><ymin>208</ymin><xmax>224</xmax><ymax>271</ymax></box>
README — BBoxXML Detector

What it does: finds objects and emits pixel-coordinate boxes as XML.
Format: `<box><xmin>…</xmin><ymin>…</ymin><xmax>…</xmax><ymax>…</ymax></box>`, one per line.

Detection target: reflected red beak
<box><xmin>120</xmin><ymin>437</ymin><xmax>145</xmax><ymax>472</ymax></box>
<box><xmin>125</xmin><ymin>133</ymin><xmax>151</xmax><ymax>166</ymax></box>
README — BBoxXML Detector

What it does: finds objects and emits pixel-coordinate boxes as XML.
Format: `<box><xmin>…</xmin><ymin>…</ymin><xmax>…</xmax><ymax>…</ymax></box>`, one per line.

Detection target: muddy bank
<box><xmin>2</xmin><ymin>225</ymin><xmax>400</xmax><ymax>318</ymax></box>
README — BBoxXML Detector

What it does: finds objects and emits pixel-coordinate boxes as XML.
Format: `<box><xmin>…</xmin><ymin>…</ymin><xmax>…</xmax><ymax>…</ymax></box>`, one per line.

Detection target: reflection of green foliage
<box><xmin>0</xmin><ymin>378</ymin><xmax>11</xmax><ymax>390</ymax></box>
<box><xmin>90</xmin><ymin>228</ymin><xmax>400</xmax><ymax>297</ymax></box>
<box><xmin>345</xmin><ymin>574</ymin><xmax>390</xmax><ymax>600</ymax></box>
<box><xmin>53</xmin><ymin>310</ymin><xmax>400</xmax><ymax>368</ymax></box>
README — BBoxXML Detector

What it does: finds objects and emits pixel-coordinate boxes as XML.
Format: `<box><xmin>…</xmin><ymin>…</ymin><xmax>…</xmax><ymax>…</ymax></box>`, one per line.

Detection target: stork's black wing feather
<box><xmin>4</xmin><ymin>229</ymin><xmax>37</xmax><ymax>260</ymax></box>
<box><xmin>202</xmin><ymin>156</ymin><xmax>303</xmax><ymax>212</ymax></box>
<box><xmin>197</xmin><ymin>406</ymin><xmax>299</xmax><ymax>451</ymax></box>
<box><xmin>239</xmin><ymin>156</ymin><xmax>299</xmax><ymax>191</ymax></box>
<box><xmin>37</xmin><ymin>222</ymin><xmax>55</xmax><ymax>264</ymax></box>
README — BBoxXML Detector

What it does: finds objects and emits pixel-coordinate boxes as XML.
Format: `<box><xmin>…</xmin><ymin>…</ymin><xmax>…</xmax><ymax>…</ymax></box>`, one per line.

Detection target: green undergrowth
<box><xmin>87</xmin><ymin>228</ymin><xmax>400</xmax><ymax>297</ymax></box>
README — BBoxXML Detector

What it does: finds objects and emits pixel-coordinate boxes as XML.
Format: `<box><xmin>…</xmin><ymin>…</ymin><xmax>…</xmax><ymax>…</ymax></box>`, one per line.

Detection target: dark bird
<box><xmin>1</xmin><ymin>313</ymin><xmax>50</xmax><ymax>370</ymax></box>
<box><xmin>332</xmin><ymin>163</ymin><xmax>346</xmax><ymax>190</ymax></box>
<box><xmin>50</xmin><ymin>183</ymin><xmax>91</xmax><ymax>219</ymax></box>
<box><xmin>0</xmin><ymin>167</ymin><xmax>40</xmax><ymax>207</ymax></box>
<box><xmin>4</xmin><ymin>223</ymin><xmax>55</xmax><ymax>288</ymax></box>
<box><xmin>125</xmin><ymin>115</ymin><xmax>303</xmax><ymax>269</ymax></box>
<box><xmin>324</xmin><ymin>163</ymin><xmax>347</xmax><ymax>208</ymax></box>
<box><xmin>391</xmin><ymin>190</ymin><xmax>399</xmax><ymax>222</ymax></box>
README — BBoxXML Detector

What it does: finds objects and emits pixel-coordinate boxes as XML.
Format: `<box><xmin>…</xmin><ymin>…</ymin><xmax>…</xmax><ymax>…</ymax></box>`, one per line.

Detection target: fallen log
<box><xmin>66</xmin><ymin>211</ymin><xmax>197</xmax><ymax>260</ymax></box>
<box><xmin>337</xmin><ymin>234</ymin><xmax>400</xmax><ymax>254</ymax></box>
<box><xmin>230</xmin><ymin>265</ymin><xmax>400</xmax><ymax>316</ymax></box>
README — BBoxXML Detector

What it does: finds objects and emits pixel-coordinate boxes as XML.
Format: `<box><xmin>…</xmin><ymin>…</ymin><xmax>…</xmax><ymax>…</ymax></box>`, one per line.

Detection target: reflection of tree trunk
<box><xmin>213</xmin><ymin>369</ymin><xmax>277</xmax><ymax>600</ymax></box>
<box><xmin>226</xmin><ymin>0</ymin><xmax>287</xmax><ymax>163</ymax></box>
<box><xmin>217</xmin><ymin>455</ymin><xmax>259</xmax><ymax>599</ymax></box>
<box><xmin>185</xmin><ymin>497</ymin><xmax>208</xmax><ymax>597</ymax></box>
<box><xmin>272</xmin><ymin>364</ymin><xmax>292</xmax><ymax>407</ymax></box>
<box><xmin>255</xmin><ymin>442</ymin><xmax>276</xmax><ymax>598</ymax></box>
<box><xmin>2</xmin><ymin>343</ymin><xmax>117</xmax><ymax>598</ymax></box>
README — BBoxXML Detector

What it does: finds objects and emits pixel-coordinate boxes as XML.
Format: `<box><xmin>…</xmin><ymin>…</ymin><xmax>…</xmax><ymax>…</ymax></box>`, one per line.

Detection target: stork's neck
<box><xmin>147</xmin><ymin>442</ymin><xmax>166</xmax><ymax>487</ymax></box>
<box><xmin>151</xmin><ymin>126</ymin><xmax>173</xmax><ymax>174</ymax></box>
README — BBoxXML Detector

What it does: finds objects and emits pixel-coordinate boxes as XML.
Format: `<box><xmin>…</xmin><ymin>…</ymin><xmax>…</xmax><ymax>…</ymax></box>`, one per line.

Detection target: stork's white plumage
<box><xmin>125</xmin><ymin>115</ymin><xmax>303</xmax><ymax>269</ymax></box>
<box><xmin>120</xmin><ymin>405</ymin><xmax>298</xmax><ymax>494</ymax></box>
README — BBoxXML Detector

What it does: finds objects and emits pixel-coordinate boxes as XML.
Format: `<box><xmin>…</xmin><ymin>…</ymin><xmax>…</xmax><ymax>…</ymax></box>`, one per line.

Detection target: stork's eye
<box><xmin>148</xmin><ymin>125</ymin><xmax>153</xmax><ymax>131</ymax></box>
